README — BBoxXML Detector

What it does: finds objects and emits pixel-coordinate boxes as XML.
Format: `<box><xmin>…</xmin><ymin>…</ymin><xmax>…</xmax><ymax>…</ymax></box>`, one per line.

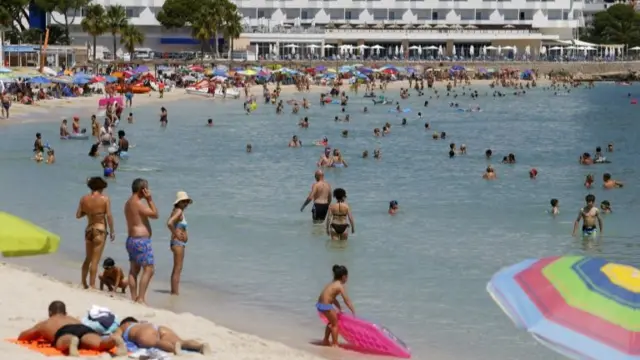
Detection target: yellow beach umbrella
<box><xmin>327</xmin><ymin>68</ymin><xmax>337</xmax><ymax>73</ymax></box>
<box><xmin>241</xmin><ymin>69</ymin><xmax>257</xmax><ymax>76</ymax></box>
<box><xmin>0</xmin><ymin>212</ymin><xmax>60</xmax><ymax>257</ymax></box>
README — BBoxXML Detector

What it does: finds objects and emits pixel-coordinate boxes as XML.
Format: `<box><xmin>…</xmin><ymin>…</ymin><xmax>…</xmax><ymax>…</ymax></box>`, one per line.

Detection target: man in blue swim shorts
<box><xmin>124</xmin><ymin>178</ymin><xmax>158</xmax><ymax>304</ymax></box>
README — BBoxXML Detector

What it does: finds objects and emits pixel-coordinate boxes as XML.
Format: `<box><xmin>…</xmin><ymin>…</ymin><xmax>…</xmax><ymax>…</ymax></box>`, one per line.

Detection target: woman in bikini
<box><xmin>330</xmin><ymin>149</ymin><xmax>348</xmax><ymax>168</ymax></box>
<box><xmin>76</xmin><ymin>177</ymin><xmax>115</xmax><ymax>289</ymax></box>
<box><xmin>326</xmin><ymin>188</ymin><xmax>355</xmax><ymax>241</ymax></box>
<box><xmin>166</xmin><ymin>191</ymin><xmax>193</xmax><ymax>295</ymax></box>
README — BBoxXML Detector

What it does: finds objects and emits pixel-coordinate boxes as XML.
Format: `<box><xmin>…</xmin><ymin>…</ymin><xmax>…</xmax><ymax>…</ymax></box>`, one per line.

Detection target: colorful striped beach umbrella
<box><xmin>487</xmin><ymin>256</ymin><xmax>640</xmax><ymax>360</ymax></box>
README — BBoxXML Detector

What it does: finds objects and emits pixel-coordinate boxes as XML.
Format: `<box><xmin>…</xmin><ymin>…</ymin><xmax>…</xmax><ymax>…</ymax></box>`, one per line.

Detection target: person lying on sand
<box><xmin>115</xmin><ymin>317</ymin><xmax>210</xmax><ymax>355</ymax></box>
<box><xmin>18</xmin><ymin>301</ymin><xmax>127</xmax><ymax>356</ymax></box>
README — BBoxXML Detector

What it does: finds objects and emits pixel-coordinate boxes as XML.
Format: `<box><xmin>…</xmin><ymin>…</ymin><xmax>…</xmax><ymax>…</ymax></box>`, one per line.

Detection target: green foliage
<box><xmin>104</xmin><ymin>5</ymin><xmax>129</xmax><ymax>59</ymax></box>
<box><xmin>1</xmin><ymin>0</ymin><xmax>30</xmax><ymax>32</ymax></box>
<box><xmin>81</xmin><ymin>4</ymin><xmax>107</xmax><ymax>62</ymax></box>
<box><xmin>156</xmin><ymin>0</ymin><xmax>209</xmax><ymax>29</ymax></box>
<box><xmin>157</xmin><ymin>0</ymin><xmax>243</xmax><ymax>57</ymax></box>
<box><xmin>6</xmin><ymin>24</ymin><xmax>68</xmax><ymax>45</ymax></box>
<box><xmin>35</xmin><ymin>0</ymin><xmax>90</xmax><ymax>44</ymax></box>
<box><xmin>120</xmin><ymin>24</ymin><xmax>145</xmax><ymax>59</ymax></box>
<box><xmin>584</xmin><ymin>4</ymin><xmax>640</xmax><ymax>46</ymax></box>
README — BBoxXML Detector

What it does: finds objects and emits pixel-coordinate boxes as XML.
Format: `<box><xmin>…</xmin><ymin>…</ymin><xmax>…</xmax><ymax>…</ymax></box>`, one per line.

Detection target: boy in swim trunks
<box><xmin>316</xmin><ymin>265</ymin><xmax>355</xmax><ymax>347</ymax></box>
<box><xmin>572</xmin><ymin>194</ymin><xmax>603</xmax><ymax>237</ymax></box>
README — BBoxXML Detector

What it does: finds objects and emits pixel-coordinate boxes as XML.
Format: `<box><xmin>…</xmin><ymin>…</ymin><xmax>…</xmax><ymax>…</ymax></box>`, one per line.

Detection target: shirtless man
<box><xmin>76</xmin><ymin>176</ymin><xmax>114</xmax><ymax>289</ymax></box>
<box><xmin>483</xmin><ymin>166</ymin><xmax>497</xmax><ymax>180</ymax></box>
<box><xmin>572</xmin><ymin>194</ymin><xmax>603</xmax><ymax>237</ymax></box>
<box><xmin>18</xmin><ymin>301</ymin><xmax>126</xmax><ymax>356</ymax></box>
<box><xmin>115</xmin><ymin>317</ymin><xmax>210</xmax><ymax>355</ymax></box>
<box><xmin>124</xmin><ymin>178</ymin><xmax>158</xmax><ymax>304</ymax></box>
<box><xmin>300</xmin><ymin>170</ymin><xmax>332</xmax><ymax>224</ymax></box>
<box><xmin>603</xmin><ymin>173</ymin><xmax>624</xmax><ymax>189</ymax></box>
<box><xmin>317</xmin><ymin>148</ymin><xmax>332</xmax><ymax>167</ymax></box>
<box><xmin>288</xmin><ymin>135</ymin><xmax>302</xmax><ymax>147</ymax></box>
<box><xmin>1</xmin><ymin>91</ymin><xmax>11</xmax><ymax>118</ymax></box>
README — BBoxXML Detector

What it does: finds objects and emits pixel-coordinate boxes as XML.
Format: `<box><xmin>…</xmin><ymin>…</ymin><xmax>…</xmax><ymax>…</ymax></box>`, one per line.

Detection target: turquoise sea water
<box><xmin>2</xmin><ymin>83</ymin><xmax>640</xmax><ymax>359</ymax></box>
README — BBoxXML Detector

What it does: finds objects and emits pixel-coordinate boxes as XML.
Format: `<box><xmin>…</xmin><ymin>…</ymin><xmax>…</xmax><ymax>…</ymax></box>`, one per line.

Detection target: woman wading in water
<box><xmin>326</xmin><ymin>188</ymin><xmax>355</xmax><ymax>241</ymax></box>
<box><xmin>76</xmin><ymin>177</ymin><xmax>115</xmax><ymax>289</ymax></box>
<box><xmin>166</xmin><ymin>191</ymin><xmax>193</xmax><ymax>295</ymax></box>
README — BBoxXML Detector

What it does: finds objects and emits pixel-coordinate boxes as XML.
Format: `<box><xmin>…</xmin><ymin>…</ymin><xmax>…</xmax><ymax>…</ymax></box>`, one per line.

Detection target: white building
<box><xmin>51</xmin><ymin>0</ymin><xmax>586</xmax><ymax>57</ymax></box>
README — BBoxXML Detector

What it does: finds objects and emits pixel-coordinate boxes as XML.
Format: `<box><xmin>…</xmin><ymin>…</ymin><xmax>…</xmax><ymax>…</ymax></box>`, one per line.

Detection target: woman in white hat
<box><xmin>166</xmin><ymin>191</ymin><xmax>192</xmax><ymax>295</ymax></box>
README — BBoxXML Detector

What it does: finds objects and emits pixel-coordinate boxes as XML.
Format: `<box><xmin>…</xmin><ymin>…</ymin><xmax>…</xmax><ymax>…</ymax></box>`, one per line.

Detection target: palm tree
<box><xmin>191</xmin><ymin>11</ymin><xmax>215</xmax><ymax>65</ymax></box>
<box><xmin>120</xmin><ymin>24</ymin><xmax>145</xmax><ymax>61</ymax></box>
<box><xmin>80</xmin><ymin>4</ymin><xmax>107</xmax><ymax>63</ymax></box>
<box><xmin>223</xmin><ymin>11</ymin><xmax>243</xmax><ymax>60</ymax></box>
<box><xmin>105</xmin><ymin>5</ymin><xmax>128</xmax><ymax>61</ymax></box>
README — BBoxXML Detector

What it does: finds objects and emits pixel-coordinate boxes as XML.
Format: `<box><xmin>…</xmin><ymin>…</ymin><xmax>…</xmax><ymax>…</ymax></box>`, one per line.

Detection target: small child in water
<box><xmin>389</xmin><ymin>200</ymin><xmax>399</xmax><ymax>215</ymax></box>
<box><xmin>600</xmin><ymin>200</ymin><xmax>612</xmax><ymax>213</ymax></box>
<box><xmin>46</xmin><ymin>149</ymin><xmax>55</xmax><ymax>164</ymax></box>
<box><xmin>246</xmin><ymin>144</ymin><xmax>252</xmax><ymax>153</ymax></box>
<box><xmin>99</xmin><ymin>257</ymin><xmax>128</xmax><ymax>293</ymax></box>
<box><xmin>127</xmin><ymin>112</ymin><xmax>134</xmax><ymax>123</ymax></box>
<box><xmin>207</xmin><ymin>119</ymin><xmax>213</xmax><ymax>127</ymax></box>
<box><xmin>550</xmin><ymin>198</ymin><xmax>559</xmax><ymax>215</ymax></box>
<box><xmin>316</xmin><ymin>265</ymin><xmax>355</xmax><ymax>347</ymax></box>
<box><xmin>585</xmin><ymin>174</ymin><xmax>594</xmax><ymax>188</ymax></box>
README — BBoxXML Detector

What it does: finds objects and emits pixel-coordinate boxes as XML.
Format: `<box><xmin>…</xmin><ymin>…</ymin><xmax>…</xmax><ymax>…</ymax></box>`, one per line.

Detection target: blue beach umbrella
<box><xmin>105</xmin><ymin>75</ymin><xmax>118</xmax><ymax>83</ymax></box>
<box><xmin>28</xmin><ymin>76</ymin><xmax>51</xmax><ymax>84</ymax></box>
<box><xmin>134</xmin><ymin>65</ymin><xmax>149</xmax><ymax>73</ymax></box>
<box><xmin>73</xmin><ymin>77</ymin><xmax>90</xmax><ymax>85</ymax></box>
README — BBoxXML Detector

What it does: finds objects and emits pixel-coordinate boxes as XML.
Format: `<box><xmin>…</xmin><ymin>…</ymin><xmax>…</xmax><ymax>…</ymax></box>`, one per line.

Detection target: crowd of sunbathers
<box><xmin>17</xmin><ymin>300</ymin><xmax>210</xmax><ymax>357</ymax></box>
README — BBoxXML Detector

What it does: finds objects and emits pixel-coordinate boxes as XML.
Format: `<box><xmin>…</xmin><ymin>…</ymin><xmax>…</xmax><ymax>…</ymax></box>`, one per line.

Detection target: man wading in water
<box><xmin>300</xmin><ymin>170</ymin><xmax>332</xmax><ymax>224</ymax></box>
<box><xmin>124</xmin><ymin>178</ymin><xmax>158</xmax><ymax>304</ymax></box>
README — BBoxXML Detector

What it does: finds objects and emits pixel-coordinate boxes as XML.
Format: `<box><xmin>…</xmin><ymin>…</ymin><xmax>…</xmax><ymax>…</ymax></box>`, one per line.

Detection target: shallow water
<box><xmin>2</xmin><ymin>83</ymin><xmax>640</xmax><ymax>359</ymax></box>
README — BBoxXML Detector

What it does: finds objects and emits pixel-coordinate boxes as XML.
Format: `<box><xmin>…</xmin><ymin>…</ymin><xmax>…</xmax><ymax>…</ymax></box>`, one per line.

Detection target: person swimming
<box><xmin>389</xmin><ymin>200</ymin><xmax>399</xmax><ymax>215</ymax></box>
<box><xmin>330</xmin><ymin>149</ymin><xmax>348</xmax><ymax>168</ymax></box>
<box><xmin>316</xmin><ymin>265</ymin><xmax>355</xmax><ymax>347</ymax></box>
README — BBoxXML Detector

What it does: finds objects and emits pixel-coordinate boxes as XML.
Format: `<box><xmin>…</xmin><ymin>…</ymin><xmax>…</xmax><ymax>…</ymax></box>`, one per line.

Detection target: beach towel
<box><xmin>6</xmin><ymin>338</ymin><xmax>117</xmax><ymax>356</ymax></box>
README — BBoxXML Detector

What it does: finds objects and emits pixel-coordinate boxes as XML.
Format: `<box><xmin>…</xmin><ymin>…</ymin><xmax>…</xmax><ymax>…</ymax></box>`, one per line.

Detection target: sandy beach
<box><xmin>1</xmin><ymin>78</ymin><xmax>552</xmax><ymax>127</ymax></box>
<box><xmin>0</xmin><ymin>262</ymin><xmax>327</xmax><ymax>360</ymax></box>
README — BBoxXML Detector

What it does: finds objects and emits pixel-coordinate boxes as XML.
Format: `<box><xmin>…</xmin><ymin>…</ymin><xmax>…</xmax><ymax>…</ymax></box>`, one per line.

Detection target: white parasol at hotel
<box><xmin>452</xmin><ymin>45</ymin><xmax>456</xmax><ymax>56</ymax></box>
<box><xmin>438</xmin><ymin>45</ymin><xmax>443</xmax><ymax>55</ymax></box>
<box><xmin>470</xmin><ymin>44</ymin><xmax>475</xmax><ymax>57</ymax></box>
<box><xmin>395</xmin><ymin>45</ymin><xmax>399</xmax><ymax>55</ymax></box>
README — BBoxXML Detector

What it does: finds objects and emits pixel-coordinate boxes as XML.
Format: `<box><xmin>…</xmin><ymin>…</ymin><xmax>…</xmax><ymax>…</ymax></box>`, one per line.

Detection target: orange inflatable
<box><xmin>115</xmin><ymin>85</ymin><xmax>151</xmax><ymax>94</ymax></box>
<box><xmin>131</xmin><ymin>86</ymin><xmax>151</xmax><ymax>94</ymax></box>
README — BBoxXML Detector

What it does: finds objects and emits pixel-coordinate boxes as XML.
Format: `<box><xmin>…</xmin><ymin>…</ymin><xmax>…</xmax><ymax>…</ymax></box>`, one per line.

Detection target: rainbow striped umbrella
<box><xmin>487</xmin><ymin>256</ymin><xmax>640</xmax><ymax>360</ymax></box>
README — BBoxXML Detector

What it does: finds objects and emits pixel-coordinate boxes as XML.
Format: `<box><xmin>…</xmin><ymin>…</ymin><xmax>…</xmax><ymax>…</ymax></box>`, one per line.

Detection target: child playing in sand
<box><xmin>316</xmin><ymin>265</ymin><xmax>355</xmax><ymax>347</ymax></box>
<box><xmin>99</xmin><ymin>257</ymin><xmax>128</xmax><ymax>293</ymax></box>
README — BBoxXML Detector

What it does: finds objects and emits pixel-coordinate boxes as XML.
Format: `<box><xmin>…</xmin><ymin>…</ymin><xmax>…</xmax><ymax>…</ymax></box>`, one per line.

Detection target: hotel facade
<box><xmin>41</xmin><ymin>0</ymin><xmax>609</xmax><ymax>57</ymax></box>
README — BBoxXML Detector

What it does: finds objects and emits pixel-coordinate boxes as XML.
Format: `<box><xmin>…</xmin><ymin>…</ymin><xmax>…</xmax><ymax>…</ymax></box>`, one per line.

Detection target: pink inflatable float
<box><xmin>98</xmin><ymin>96</ymin><xmax>124</xmax><ymax>108</ymax></box>
<box><xmin>319</xmin><ymin>312</ymin><xmax>411</xmax><ymax>358</ymax></box>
